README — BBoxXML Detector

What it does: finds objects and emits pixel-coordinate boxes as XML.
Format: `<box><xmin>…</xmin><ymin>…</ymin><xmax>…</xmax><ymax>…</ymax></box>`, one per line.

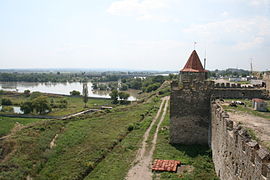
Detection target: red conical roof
<box><xmin>180</xmin><ymin>50</ymin><xmax>207</xmax><ymax>72</ymax></box>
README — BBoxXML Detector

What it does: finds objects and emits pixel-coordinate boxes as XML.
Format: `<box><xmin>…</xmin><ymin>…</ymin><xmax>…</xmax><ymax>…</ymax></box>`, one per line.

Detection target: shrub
<box><xmin>30</xmin><ymin>91</ymin><xmax>42</xmax><ymax>99</ymax></box>
<box><xmin>127</xmin><ymin>124</ymin><xmax>134</xmax><ymax>131</ymax></box>
<box><xmin>24</xmin><ymin>89</ymin><xmax>31</xmax><ymax>97</ymax></box>
<box><xmin>32</xmin><ymin>96</ymin><xmax>51</xmax><ymax>114</ymax></box>
<box><xmin>0</xmin><ymin>106</ymin><xmax>14</xmax><ymax>113</ymax></box>
<box><xmin>70</xmin><ymin>90</ymin><xmax>80</xmax><ymax>96</ymax></box>
<box><xmin>20</xmin><ymin>101</ymin><xmax>33</xmax><ymax>114</ymax></box>
<box><xmin>145</xmin><ymin>83</ymin><xmax>161</xmax><ymax>93</ymax></box>
<box><xmin>1</xmin><ymin>98</ymin><xmax>12</xmax><ymax>105</ymax></box>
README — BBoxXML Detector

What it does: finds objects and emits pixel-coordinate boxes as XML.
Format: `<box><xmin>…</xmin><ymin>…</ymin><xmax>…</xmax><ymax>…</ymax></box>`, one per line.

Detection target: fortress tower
<box><xmin>179</xmin><ymin>50</ymin><xmax>208</xmax><ymax>83</ymax></box>
<box><xmin>170</xmin><ymin>50</ymin><xmax>213</xmax><ymax>144</ymax></box>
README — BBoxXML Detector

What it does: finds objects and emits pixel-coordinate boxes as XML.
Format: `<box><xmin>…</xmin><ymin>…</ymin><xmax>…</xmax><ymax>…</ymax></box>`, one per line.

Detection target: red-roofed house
<box><xmin>252</xmin><ymin>98</ymin><xmax>268</xmax><ymax>111</ymax></box>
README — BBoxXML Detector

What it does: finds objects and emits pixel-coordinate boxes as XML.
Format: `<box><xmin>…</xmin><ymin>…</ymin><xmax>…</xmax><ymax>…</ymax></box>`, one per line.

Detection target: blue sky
<box><xmin>0</xmin><ymin>0</ymin><xmax>269</xmax><ymax>71</ymax></box>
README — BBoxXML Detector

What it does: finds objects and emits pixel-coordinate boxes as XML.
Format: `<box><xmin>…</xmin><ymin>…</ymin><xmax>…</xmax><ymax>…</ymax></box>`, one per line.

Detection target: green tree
<box><xmin>23</xmin><ymin>89</ymin><xmax>31</xmax><ymax>97</ymax></box>
<box><xmin>20</xmin><ymin>101</ymin><xmax>33</xmax><ymax>114</ymax></box>
<box><xmin>120</xmin><ymin>83</ymin><xmax>128</xmax><ymax>91</ymax></box>
<box><xmin>82</xmin><ymin>83</ymin><xmax>88</xmax><ymax>108</ymax></box>
<box><xmin>118</xmin><ymin>92</ymin><xmax>130</xmax><ymax>104</ymax></box>
<box><xmin>109</xmin><ymin>89</ymin><xmax>119</xmax><ymax>104</ymax></box>
<box><xmin>30</xmin><ymin>91</ymin><xmax>42</xmax><ymax>99</ymax></box>
<box><xmin>1</xmin><ymin>98</ymin><xmax>12</xmax><ymax>105</ymax></box>
<box><xmin>70</xmin><ymin>90</ymin><xmax>80</xmax><ymax>96</ymax></box>
<box><xmin>32</xmin><ymin>96</ymin><xmax>51</xmax><ymax>114</ymax></box>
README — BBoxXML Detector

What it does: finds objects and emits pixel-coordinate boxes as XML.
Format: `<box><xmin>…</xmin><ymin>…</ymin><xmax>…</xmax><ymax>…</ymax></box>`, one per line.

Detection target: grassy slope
<box><xmin>0</xmin><ymin>116</ymin><xmax>44</xmax><ymax>137</ymax></box>
<box><xmin>85</xmin><ymin>97</ymin><xmax>161</xmax><ymax>180</ymax></box>
<box><xmin>153</xmin><ymin>108</ymin><xmax>218</xmax><ymax>180</ymax></box>
<box><xmin>0</xmin><ymin>95</ymin><xmax>160</xmax><ymax>180</ymax></box>
<box><xmin>0</xmin><ymin>120</ymin><xmax>65</xmax><ymax>180</ymax></box>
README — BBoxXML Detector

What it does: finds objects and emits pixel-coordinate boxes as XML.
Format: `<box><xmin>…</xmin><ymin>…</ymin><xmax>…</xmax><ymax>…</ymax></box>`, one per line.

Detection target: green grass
<box><xmin>0</xmin><ymin>116</ymin><xmax>44</xmax><ymax>137</ymax></box>
<box><xmin>152</xmin><ymin>107</ymin><xmax>218</xmax><ymax>180</ymax></box>
<box><xmin>0</xmin><ymin>95</ymin><xmax>161</xmax><ymax>180</ymax></box>
<box><xmin>85</xmin><ymin>98</ymin><xmax>161</xmax><ymax>180</ymax></box>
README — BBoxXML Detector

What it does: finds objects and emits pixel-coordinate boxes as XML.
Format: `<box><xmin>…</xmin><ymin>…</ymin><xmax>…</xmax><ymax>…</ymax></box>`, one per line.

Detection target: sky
<box><xmin>0</xmin><ymin>0</ymin><xmax>270</xmax><ymax>71</ymax></box>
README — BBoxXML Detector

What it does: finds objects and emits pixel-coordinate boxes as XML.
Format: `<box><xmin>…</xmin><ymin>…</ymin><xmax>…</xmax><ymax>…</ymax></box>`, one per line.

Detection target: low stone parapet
<box><xmin>211</xmin><ymin>102</ymin><xmax>270</xmax><ymax>180</ymax></box>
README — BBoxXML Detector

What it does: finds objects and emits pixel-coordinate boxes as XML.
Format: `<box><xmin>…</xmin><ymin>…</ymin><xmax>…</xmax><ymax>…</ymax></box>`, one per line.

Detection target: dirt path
<box><xmin>126</xmin><ymin>96</ymin><xmax>169</xmax><ymax>180</ymax></box>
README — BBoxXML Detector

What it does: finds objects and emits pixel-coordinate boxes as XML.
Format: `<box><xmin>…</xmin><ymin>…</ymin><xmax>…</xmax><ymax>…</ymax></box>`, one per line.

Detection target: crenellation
<box><xmin>211</xmin><ymin>101</ymin><xmax>270</xmax><ymax>180</ymax></box>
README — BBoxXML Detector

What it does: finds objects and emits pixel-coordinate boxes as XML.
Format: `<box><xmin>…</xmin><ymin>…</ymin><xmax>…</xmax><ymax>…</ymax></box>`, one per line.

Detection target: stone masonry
<box><xmin>211</xmin><ymin>101</ymin><xmax>270</xmax><ymax>180</ymax></box>
<box><xmin>170</xmin><ymin>80</ymin><xmax>212</xmax><ymax>144</ymax></box>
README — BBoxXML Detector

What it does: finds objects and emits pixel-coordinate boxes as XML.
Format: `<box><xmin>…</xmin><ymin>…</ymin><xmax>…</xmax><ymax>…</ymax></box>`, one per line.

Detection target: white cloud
<box><xmin>183</xmin><ymin>16</ymin><xmax>270</xmax><ymax>49</ymax></box>
<box><xmin>248</xmin><ymin>0</ymin><xmax>268</xmax><ymax>6</ymax></box>
<box><xmin>221</xmin><ymin>11</ymin><xmax>229</xmax><ymax>17</ymax></box>
<box><xmin>126</xmin><ymin>40</ymin><xmax>186</xmax><ymax>49</ymax></box>
<box><xmin>107</xmin><ymin>0</ymin><xmax>173</xmax><ymax>22</ymax></box>
<box><xmin>234</xmin><ymin>37</ymin><xmax>264</xmax><ymax>50</ymax></box>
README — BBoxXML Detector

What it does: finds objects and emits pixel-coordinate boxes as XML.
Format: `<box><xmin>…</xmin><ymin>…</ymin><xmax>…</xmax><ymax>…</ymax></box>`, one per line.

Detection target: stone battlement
<box><xmin>214</xmin><ymin>82</ymin><xmax>254</xmax><ymax>88</ymax></box>
<box><xmin>211</xmin><ymin>101</ymin><xmax>270</xmax><ymax>180</ymax></box>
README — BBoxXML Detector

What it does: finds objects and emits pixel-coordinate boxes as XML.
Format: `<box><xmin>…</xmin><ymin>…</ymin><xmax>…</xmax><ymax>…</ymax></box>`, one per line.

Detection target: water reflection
<box><xmin>0</xmin><ymin>82</ymin><xmax>138</xmax><ymax>101</ymax></box>
<box><xmin>0</xmin><ymin>106</ymin><xmax>24</xmax><ymax>114</ymax></box>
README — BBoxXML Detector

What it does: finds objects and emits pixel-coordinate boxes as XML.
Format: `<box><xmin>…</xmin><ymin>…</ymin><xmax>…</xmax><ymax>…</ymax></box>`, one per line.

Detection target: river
<box><xmin>0</xmin><ymin>81</ymin><xmax>138</xmax><ymax>101</ymax></box>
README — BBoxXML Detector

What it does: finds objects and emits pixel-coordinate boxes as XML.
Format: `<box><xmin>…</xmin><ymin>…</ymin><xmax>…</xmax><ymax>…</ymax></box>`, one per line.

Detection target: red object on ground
<box><xmin>152</xmin><ymin>159</ymin><xmax>181</xmax><ymax>172</ymax></box>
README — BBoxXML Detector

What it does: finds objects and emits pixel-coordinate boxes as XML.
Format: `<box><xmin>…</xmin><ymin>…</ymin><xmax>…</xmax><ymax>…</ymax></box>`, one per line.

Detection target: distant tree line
<box><xmin>92</xmin><ymin>74</ymin><xmax>175</xmax><ymax>93</ymax></box>
<box><xmin>209</xmin><ymin>68</ymin><xmax>250</xmax><ymax>78</ymax></box>
<box><xmin>0</xmin><ymin>72</ymin><xmax>88</xmax><ymax>82</ymax></box>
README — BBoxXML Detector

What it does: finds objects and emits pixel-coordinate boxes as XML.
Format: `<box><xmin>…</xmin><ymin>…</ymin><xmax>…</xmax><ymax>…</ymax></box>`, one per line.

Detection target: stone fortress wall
<box><xmin>211</xmin><ymin>101</ymin><xmax>270</xmax><ymax>180</ymax></box>
<box><xmin>212</xmin><ymin>82</ymin><xmax>268</xmax><ymax>99</ymax></box>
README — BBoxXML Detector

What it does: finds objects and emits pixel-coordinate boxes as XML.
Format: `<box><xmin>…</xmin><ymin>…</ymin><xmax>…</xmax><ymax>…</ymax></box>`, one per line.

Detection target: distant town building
<box><xmin>250</xmin><ymin>79</ymin><xmax>263</xmax><ymax>87</ymax></box>
<box><xmin>252</xmin><ymin>98</ymin><xmax>268</xmax><ymax>111</ymax></box>
<box><xmin>229</xmin><ymin>77</ymin><xmax>241</xmax><ymax>82</ymax></box>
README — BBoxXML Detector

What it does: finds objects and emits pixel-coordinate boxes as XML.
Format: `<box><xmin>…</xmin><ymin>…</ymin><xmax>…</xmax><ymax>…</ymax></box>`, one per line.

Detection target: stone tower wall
<box><xmin>179</xmin><ymin>72</ymin><xmax>207</xmax><ymax>83</ymax></box>
<box><xmin>170</xmin><ymin>81</ymin><xmax>211</xmax><ymax>144</ymax></box>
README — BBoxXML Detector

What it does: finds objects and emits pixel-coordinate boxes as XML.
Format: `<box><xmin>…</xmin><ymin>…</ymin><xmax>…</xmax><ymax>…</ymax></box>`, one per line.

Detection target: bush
<box><xmin>0</xmin><ymin>106</ymin><xmax>14</xmax><ymax>113</ymax></box>
<box><xmin>127</xmin><ymin>124</ymin><xmax>134</xmax><ymax>131</ymax></box>
<box><xmin>32</xmin><ymin>96</ymin><xmax>51</xmax><ymax>114</ymax></box>
<box><xmin>30</xmin><ymin>91</ymin><xmax>42</xmax><ymax>99</ymax></box>
<box><xmin>1</xmin><ymin>98</ymin><xmax>12</xmax><ymax>105</ymax></box>
<box><xmin>70</xmin><ymin>90</ymin><xmax>80</xmax><ymax>96</ymax></box>
<box><xmin>20</xmin><ymin>101</ymin><xmax>33</xmax><ymax>114</ymax></box>
<box><xmin>24</xmin><ymin>89</ymin><xmax>31</xmax><ymax>97</ymax></box>
<box><xmin>119</xmin><ymin>84</ymin><xmax>128</xmax><ymax>91</ymax></box>
<box><xmin>145</xmin><ymin>83</ymin><xmax>161</xmax><ymax>93</ymax></box>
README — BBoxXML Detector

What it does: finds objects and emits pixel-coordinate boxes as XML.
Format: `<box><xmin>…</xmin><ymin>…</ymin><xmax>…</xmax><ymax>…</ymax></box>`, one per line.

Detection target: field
<box><xmin>0</xmin><ymin>116</ymin><xmax>44</xmax><ymax>137</ymax></box>
<box><xmin>0</xmin><ymin>93</ymin><xmax>162</xmax><ymax>179</ymax></box>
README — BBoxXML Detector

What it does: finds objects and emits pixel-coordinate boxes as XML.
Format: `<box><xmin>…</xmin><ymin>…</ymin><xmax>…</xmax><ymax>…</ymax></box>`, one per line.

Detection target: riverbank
<box><xmin>0</xmin><ymin>91</ymin><xmax>113</xmax><ymax>117</ymax></box>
